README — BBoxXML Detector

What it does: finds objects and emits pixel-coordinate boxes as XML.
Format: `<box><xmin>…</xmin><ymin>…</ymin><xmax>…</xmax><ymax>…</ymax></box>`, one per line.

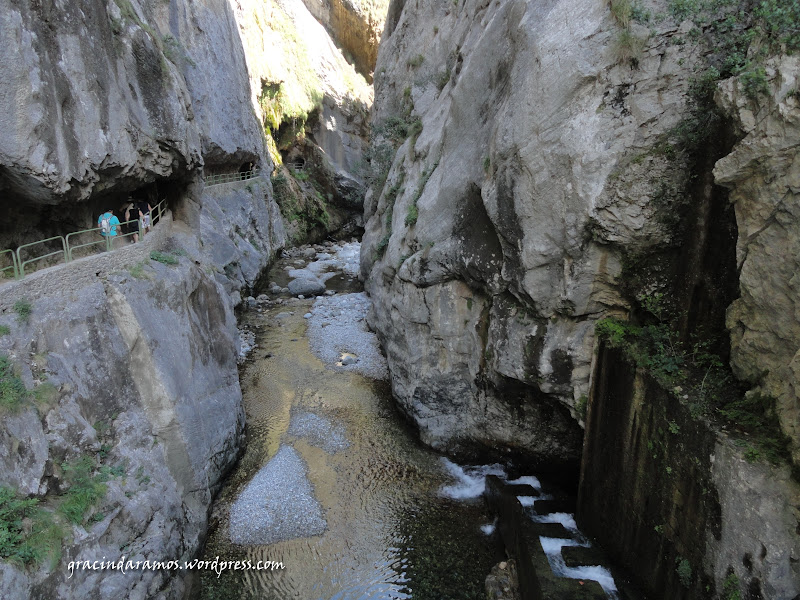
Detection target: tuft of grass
<box><xmin>58</xmin><ymin>457</ymin><xmax>108</xmax><ymax>525</ymax></box>
<box><xmin>614</xmin><ymin>28</ymin><xmax>647</xmax><ymax>66</ymax></box>
<box><xmin>0</xmin><ymin>325</ymin><xmax>9</xmax><ymax>336</ymax></box>
<box><xmin>150</xmin><ymin>251</ymin><xmax>178</xmax><ymax>265</ymax></box>
<box><xmin>128</xmin><ymin>261</ymin><xmax>149</xmax><ymax>279</ymax></box>
<box><xmin>405</xmin><ymin>203</ymin><xmax>419</xmax><ymax>227</ymax></box>
<box><xmin>436</xmin><ymin>68</ymin><xmax>451</xmax><ymax>91</ymax></box>
<box><xmin>32</xmin><ymin>382</ymin><xmax>58</xmax><ymax>411</ymax></box>
<box><xmin>13</xmin><ymin>299</ymin><xmax>32</xmax><ymax>324</ymax></box>
<box><xmin>0</xmin><ymin>355</ymin><xmax>29</xmax><ymax>412</ymax></box>
<box><xmin>407</xmin><ymin>54</ymin><xmax>425</xmax><ymax>69</ymax></box>
<box><xmin>610</xmin><ymin>0</ymin><xmax>633</xmax><ymax>26</ymax></box>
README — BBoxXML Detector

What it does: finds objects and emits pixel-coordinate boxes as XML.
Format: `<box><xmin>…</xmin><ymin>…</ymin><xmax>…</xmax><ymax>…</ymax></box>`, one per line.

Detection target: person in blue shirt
<box><xmin>98</xmin><ymin>209</ymin><xmax>121</xmax><ymax>248</ymax></box>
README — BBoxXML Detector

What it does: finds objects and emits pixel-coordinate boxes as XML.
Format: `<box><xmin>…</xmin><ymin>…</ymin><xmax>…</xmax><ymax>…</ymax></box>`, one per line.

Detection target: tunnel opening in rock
<box><xmin>0</xmin><ymin>174</ymin><xmax>191</xmax><ymax>275</ymax></box>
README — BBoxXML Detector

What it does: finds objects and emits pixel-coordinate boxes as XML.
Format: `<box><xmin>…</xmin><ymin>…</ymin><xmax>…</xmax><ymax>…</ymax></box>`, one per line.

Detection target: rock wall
<box><xmin>0</xmin><ymin>0</ymin><xmax>293</xmax><ymax>597</ymax></box>
<box><xmin>362</xmin><ymin>0</ymin><xmax>707</xmax><ymax>463</ymax></box>
<box><xmin>300</xmin><ymin>0</ymin><xmax>390</xmax><ymax>82</ymax></box>
<box><xmin>579</xmin><ymin>345</ymin><xmax>800</xmax><ymax>599</ymax></box>
<box><xmin>714</xmin><ymin>55</ymin><xmax>800</xmax><ymax>464</ymax></box>
<box><xmin>0</xmin><ymin>238</ymin><xmax>243</xmax><ymax>599</ymax></box>
<box><xmin>231</xmin><ymin>0</ymin><xmax>375</xmax><ymax>243</ymax></box>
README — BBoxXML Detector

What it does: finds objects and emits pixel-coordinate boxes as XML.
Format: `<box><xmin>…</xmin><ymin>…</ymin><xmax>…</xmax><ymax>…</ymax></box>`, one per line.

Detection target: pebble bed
<box><xmin>287</xmin><ymin>409</ymin><xmax>351</xmax><ymax>454</ymax></box>
<box><xmin>229</xmin><ymin>445</ymin><xmax>327</xmax><ymax>545</ymax></box>
<box><xmin>306</xmin><ymin>292</ymin><xmax>389</xmax><ymax>380</ymax></box>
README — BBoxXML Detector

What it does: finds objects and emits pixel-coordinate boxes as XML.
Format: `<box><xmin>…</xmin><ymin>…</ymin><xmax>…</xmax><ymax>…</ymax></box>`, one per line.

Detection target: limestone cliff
<box><xmin>714</xmin><ymin>55</ymin><xmax>800</xmax><ymax>464</ymax></box>
<box><xmin>364</xmin><ymin>0</ymin><xmax>800</xmax><ymax>596</ymax></box>
<box><xmin>362</xmin><ymin>0</ymin><xmax>702</xmax><ymax>464</ymax></box>
<box><xmin>301</xmin><ymin>0</ymin><xmax>390</xmax><ymax>82</ymax></box>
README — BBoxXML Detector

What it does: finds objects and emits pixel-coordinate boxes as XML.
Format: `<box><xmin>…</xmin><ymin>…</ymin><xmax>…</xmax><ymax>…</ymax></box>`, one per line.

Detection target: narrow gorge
<box><xmin>0</xmin><ymin>0</ymin><xmax>797</xmax><ymax>599</ymax></box>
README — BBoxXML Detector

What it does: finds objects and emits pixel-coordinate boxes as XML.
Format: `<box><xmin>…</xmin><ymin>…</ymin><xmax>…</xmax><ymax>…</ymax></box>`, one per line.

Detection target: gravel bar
<box><xmin>229</xmin><ymin>445</ymin><xmax>326</xmax><ymax>545</ymax></box>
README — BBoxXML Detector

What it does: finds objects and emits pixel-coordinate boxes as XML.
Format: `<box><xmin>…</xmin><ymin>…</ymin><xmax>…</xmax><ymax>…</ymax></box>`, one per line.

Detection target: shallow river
<box><xmin>196</xmin><ymin>284</ymin><xmax>501</xmax><ymax>599</ymax></box>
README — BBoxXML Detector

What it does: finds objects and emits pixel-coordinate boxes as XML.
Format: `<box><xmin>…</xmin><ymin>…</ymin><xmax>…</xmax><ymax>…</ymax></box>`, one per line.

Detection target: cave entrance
<box><xmin>0</xmin><ymin>176</ymin><xmax>187</xmax><ymax>279</ymax></box>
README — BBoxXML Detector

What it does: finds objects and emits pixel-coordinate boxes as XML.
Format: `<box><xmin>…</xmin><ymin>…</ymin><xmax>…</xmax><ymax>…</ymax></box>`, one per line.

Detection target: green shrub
<box><xmin>13</xmin><ymin>299</ymin><xmax>31</xmax><ymax>324</ymax></box>
<box><xmin>0</xmin><ymin>487</ymin><xmax>62</xmax><ymax>567</ymax></box>
<box><xmin>375</xmin><ymin>234</ymin><xmax>391</xmax><ymax>259</ymax></box>
<box><xmin>0</xmin><ymin>355</ymin><xmax>29</xmax><ymax>412</ymax></box>
<box><xmin>576</xmin><ymin>395</ymin><xmax>588</xmax><ymax>420</ymax></box>
<box><xmin>405</xmin><ymin>203</ymin><xmax>419</xmax><ymax>227</ymax></box>
<box><xmin>718</xmin><ymin>392</ymin><xmax>791</xmax><ymax>464</ymax></box>
<box><xmin>723</xmin><ymin>572</ymin><xmax>741</xmax><ymax>600</ymax></box>
<box><xmin>741</xmin><ymin>66</ymin><xmax>769</xmax><ymax>99</ymax></box>
<box><xmin>676</xmin><ymin>557</ymin><xmax>692</xmax><ymax>587</ymax></box>
<box><xmin>0</xmin><ymin>487</ymin><xmax>39</xmax><ymax>562</ymax></box>
<box><xmin>595</xmin><ymin>318</ymin><xmax>630</xmax><ymax>347</ymax></box>
<box><xmin>58</xmin><ymin>457</ymin><xmax>108</xmax><ymax>524</ymax></box>
<box><xmin>150</xmin><ymin>251</ymin><xmax>178</xmax><ymax>265</ymax></box>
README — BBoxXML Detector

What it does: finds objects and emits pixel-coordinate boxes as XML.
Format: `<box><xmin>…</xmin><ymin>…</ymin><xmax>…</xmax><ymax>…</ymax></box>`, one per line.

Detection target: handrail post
<box><xmin>16</xmin><ymin>248</ymin><xmax>24</xmax><ymax>278</ymax></box>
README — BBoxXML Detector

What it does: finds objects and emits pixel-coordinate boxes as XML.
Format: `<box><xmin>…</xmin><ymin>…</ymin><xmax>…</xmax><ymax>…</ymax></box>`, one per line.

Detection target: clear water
<box><xmin>197</xmin><ymin>305</ymin><xmax>500</xmax><ymax>600</ymax></box>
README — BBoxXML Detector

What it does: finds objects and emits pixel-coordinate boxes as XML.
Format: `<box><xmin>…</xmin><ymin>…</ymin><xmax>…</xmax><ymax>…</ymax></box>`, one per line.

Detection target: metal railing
<box><xmin>16</xmin><ymin>237</ymin><xmax>68</xmax><ymax>278</ymax></box>
<box><xmin>0</xmin><ymin>198</ymin><xmax>169</xmax><ymax>281</ymax></box>
<box><xmin>0</xmin><ymin>249</ymin><xmax>19</xmax><ymax>281</ymax></box>
<box><xmin>204</xmin><ymin>168</ymin><xmax>261</xmax><ymax>187</ymax></box>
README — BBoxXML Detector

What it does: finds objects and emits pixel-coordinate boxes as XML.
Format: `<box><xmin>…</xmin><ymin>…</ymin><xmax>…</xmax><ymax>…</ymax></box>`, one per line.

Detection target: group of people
<box><xmin>98</xmin><ymin>198</ymin><xmax>153</xmax><ymax>244</ymax></box>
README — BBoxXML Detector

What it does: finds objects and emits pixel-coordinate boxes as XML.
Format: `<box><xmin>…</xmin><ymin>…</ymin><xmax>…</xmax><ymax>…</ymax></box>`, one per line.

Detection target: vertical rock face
<box><xmin>362</xmin><ymin>0</ymin><xmax>705</xmax><ymax>463</ymax></box>
<box><xmin>300</xmin><ymin>0</ymin><xmax>390</xmax><ymax>82</ymax></box>
<box><xmin>714</xmin><ymin>55</ymin><xmax>800</xmax><ymax>463</ymax></box>
<box><xmin>0</xmin><ymin>256</ymin><xmax>244</xmax><ymax>600</ymax></box>
<box><xmin>580</xmin><ymin>346</ymin><xmax>800</xmax><ymax>599</ymax></box>
<box><xmin>0</xmin><ymin>0</ymin><xmax>384</xmax><ymax>595</ymax></box>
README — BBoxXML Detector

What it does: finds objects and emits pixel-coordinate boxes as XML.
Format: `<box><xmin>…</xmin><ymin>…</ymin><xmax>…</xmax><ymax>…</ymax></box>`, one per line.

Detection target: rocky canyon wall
<box><xmin>364</xmin><ymin>0</ymin><xmax>800</xmax><ymax>596</ymax></box>
<box><xmin>0</xmin><ymin>0</ymin><xmax>378</xmax><ymax>597</ymax></box>
<box><xmin>363</xmin><ymin>0</ymin><xmax>703</xmax><ymax>464</ymax></box>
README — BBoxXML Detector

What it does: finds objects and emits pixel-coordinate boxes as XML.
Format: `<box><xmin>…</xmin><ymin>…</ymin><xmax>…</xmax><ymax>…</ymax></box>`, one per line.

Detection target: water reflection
<box><xmin>198</xmin><ymin>305</ymin><xmax>500</xmax><ymax>600</ymax></box>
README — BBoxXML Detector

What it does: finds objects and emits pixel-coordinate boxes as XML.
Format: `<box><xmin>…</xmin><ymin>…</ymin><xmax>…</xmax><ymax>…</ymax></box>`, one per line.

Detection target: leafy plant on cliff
<box><xmin>666</xmin><ymin>0</ymin><xmax>800</xmax><ymax>103</ymax></box>
<box><xmin>0</xmin><ymin>487</ymin><xmax>62</xmax><ymax>567</ymax></box>
<box><xmin>58</xmin><ymin>456</ymin><xmax>116</xmax><ymax>525</ymax></box>
<box><xmin>718</xmin><ymin>392</ymin><xmax>791</xmax><ymax>464</ymax></box>
<box><xmin>13</xmin><ymin>299</ymin><xmax>32</xmax><ymax>324</ymax></box>
<box><xmin>0</xmin><ymin>354</ymin><xmax>29</xmax><ymax>412</ymax></box>
<box><xmin>675</xmin><ymin>557</ymin><xmax>692</xmax><ymax>587</ymax></box>
<box><xmin>723</xmin><ymin>572</ymin><xmax>742</xmax><ymax>600</ymax></box>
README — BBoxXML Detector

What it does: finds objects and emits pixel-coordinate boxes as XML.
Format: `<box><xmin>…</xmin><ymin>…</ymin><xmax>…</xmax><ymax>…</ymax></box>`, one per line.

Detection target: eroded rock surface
<box><xmin>362</xmin><ymin>0</ymin><xmax>704</xmax><ymax>463</ymax></box>
<box><xmin>715</xmin><ymin>55</ymin><xmax>800</xmax><ymax>463</ymax></box>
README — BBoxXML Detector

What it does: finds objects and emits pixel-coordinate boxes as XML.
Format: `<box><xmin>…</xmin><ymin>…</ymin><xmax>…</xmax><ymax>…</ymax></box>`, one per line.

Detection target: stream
<box><xmin>195</xmin><ymin>242</ymin><xmax>502</xmax><ymax>600</ymax></box>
